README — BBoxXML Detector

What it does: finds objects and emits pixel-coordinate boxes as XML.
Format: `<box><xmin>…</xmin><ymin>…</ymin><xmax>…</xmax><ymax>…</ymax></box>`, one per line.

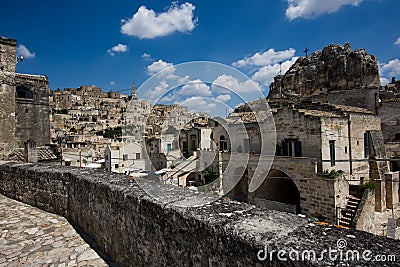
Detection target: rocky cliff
<box><xmin>268</xmin><ymin>43</ymin><xmax>380</xmax><ymax>99</ymax></box>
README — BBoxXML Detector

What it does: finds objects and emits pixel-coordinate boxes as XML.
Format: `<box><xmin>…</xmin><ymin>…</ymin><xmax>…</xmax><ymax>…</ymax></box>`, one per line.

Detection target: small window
<box><xmin>282</xmin><ymin>140</ymin><xmax>302</xmax><ymax>157</ymax></box>
<box><xmin>136</xmin><ymin>153</ymin><xmax>140</xmax><ymax>159</ymax></box>
<box><xmin>16</xmin><ymin>86</ymin><xmax>33</xmax><ymax>99</ymax></box>
<box><xmin>345</xmin><ymin>146</ymin><xmax>347</xmax><ymax>154</ymax></box>
<box><xmin>364</xmin><ymin>131</ymin><xmax>371</xmax><ymax>158</ymax></box>
<box><xmin>329</xmin><ymin>140</ymin><xmax>335</xmax><ymax>166</ymax></box>
<box><xmin>123</xmin><ymin>154</ymin><xmax>128</xmax><ymax>161</ymax></box>
<box><xmin>115</xmin><ymin>164</ymin><xmax>119</xmax><ymax>169</ymax></box>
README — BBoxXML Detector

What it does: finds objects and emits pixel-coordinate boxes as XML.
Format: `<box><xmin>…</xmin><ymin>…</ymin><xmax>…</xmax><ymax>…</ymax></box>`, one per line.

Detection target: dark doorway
<box><xmin>254</xmin><ymin>169</ymin><xmax>301</xmax><ymax>214</ymax></box>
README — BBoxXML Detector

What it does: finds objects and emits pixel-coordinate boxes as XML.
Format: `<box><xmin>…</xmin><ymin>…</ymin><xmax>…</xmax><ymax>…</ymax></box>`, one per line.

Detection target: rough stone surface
<box><xmin>0</xmin><ymin>194</ymin><xmax>107</xmax><ymax>267</ymax></box>
<box><xmin>0</xmin><ymin>36</ymin><xmax>16</xmax><ymax>159</ymax></box>
<box><xmin>0</xmin><ymin>162</ymin><xmax>399</xmax><ymax>266</ymax></box>
<box><xmin>269</xmin><ymin>43</ymin><xmax>380</xmax><ymax>98</ymax></box>
<box><xmin>15</xmin><ymin>73</ymin><xmax>51</xmax><ymax>148</ymax></box>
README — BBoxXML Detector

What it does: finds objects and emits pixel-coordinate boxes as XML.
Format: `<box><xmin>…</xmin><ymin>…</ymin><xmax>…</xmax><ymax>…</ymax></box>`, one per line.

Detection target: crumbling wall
<box><xmin>354</xmin><ymin>189</ymin><xmax>375</xmax><ymax>232</ymax></box>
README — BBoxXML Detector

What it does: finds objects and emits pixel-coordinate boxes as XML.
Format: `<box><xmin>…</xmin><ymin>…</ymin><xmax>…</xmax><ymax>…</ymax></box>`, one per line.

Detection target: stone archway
<box><xmin>254</xmin><ymin>169</ymin><xmax>301</xmax><ymax>214</ymax></box>
<box><xmin>186</xmin><ymin>172</ymin><xmax>197</xmax><ymax>187</ymax></box>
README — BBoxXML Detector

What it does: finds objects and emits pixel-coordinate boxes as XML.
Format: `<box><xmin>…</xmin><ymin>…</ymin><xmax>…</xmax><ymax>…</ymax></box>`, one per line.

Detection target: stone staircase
<box><xmin>338</xmin><ymin>195</ymin><xmax>361</xmax><ymax>228</ymax></box>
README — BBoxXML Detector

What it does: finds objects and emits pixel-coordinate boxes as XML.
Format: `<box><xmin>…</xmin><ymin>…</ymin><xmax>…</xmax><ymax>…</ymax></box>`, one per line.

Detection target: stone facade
<box><xmin>15</xmin><ymin>73</ymin><xmax>50</xmax><ymax>147</ymax></box>
<box><xmin>0</xmin><ymin>36</ymin><xmax>16</xmax><ymax>159</ymax></box>
<box><xmin>0</xmin><ymin>36</ymin><xmax>51</xmax><ymax>159</ymax></box>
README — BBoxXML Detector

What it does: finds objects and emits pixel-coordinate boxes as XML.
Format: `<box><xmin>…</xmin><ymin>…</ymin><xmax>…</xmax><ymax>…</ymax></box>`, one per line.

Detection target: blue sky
<box><xmin>1</xmin><ymin>0</ymin><xmax>399</xmax><ymax>115</ymax></box>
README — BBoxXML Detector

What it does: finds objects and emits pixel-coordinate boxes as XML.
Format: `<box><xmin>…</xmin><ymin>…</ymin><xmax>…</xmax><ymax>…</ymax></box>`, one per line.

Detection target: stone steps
<box><xmin>338</xmin><ymin>195</ymin><xmax>361</xmax><ymax>228</ymax></box>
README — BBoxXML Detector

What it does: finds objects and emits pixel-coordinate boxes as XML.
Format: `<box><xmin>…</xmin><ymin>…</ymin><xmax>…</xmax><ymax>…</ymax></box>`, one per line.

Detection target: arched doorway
<box><xmin>254</xmin><ymin>169</ymin><xmax>301</xmax><ymax>214</ymax></box>
<box><xmin>186</xmin><ymin>172</ymin><xmax>197</xmax><ymax>187</ymax></box>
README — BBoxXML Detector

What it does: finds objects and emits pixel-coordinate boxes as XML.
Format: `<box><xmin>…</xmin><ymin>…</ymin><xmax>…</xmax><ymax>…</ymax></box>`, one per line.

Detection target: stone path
<box><xmin>0</xmin><ymin>194</ymin><xmax>108</xmax><ymax>267</ymax></box>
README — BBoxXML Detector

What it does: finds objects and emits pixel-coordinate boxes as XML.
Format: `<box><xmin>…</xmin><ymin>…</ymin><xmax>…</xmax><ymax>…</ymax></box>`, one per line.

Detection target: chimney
<box><xmin>24</xmin><ymin>139</ymin><xmax>38</xmax><ymax>163</ymax></box>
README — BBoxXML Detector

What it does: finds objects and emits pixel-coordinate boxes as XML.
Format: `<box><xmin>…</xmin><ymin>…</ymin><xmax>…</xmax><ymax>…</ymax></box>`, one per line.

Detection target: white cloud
<box><xmin>141</xmin><ymin>53</ymin><xmax>152</xmax><ymax>61</ymax></box>
<box><xmin>177</xmin><ymin>75</ymin><xmax>190</xmax><ymax>84</ymax></box>
<box><xmin>285</xmin><ymin>0</ymin><xmax>364</xmax><ymax>20</ymax></box>
<box><xmin>215</xmin><ymin>94</ymin><xmax>231</xmax><ymax>102</ymax></box>
<box><xmin>380</xmin><ymin>77</ymin><xmax>390</xmax><ymax>86</ymax></box>
<box><xmin>107</xmin><ymin>44</ymin><xmax>129</xmax><ymax>56</ymax></box>
<box><xmin>182</xmin><ymin>96</ymin><xmax>217</xmax><ymax>114</ymax></box>
<box><xmin>146</xmin><ymin>59</ymin><xmax>178</xmax><ymax>80</ymax></box>
<box><xmin>179</xmin><ymin>79</ymin><xmax>211</xmax><ymax>97</ymax></box>
<box><xmin>379</xmin><ymin>59</ymin><xmax>400</xmax><ymax>79</ymax></box>
<box><xmin>252</xmin><ymin>57</ymin><xmax>299</xmax><ymax>86</ymax></box>
<box><xmin>395</xmin><ymin>37</ymin><xmax>400</xmax><ymax>46</ymax></box>
<box><xmin>232</xmin><ymin>48</ymin><xmax>296</xmax><ymax>68</ymax></box>
<box><xmin>212</xmin><ymin>75</ymin><xmax>260</xmax><ymax>94</ymax></box>
<box><xmin>16</xmin><ymin>44</ymin><xmax>35</xmax><ymax>59</ymax></box>
<box><xmin>147</xmin><ymin>80</ymin><xmax>170</xmax><ymax>101</ymax></box>
<box><xmin>121</xmin><ymin>2</ymin><xmax>197</xmax><ymax>39</ymax></box>
<box><xmin>110</xmin><ymin>81</ymin><xmax>115</xmax><ymax>85</ymax></box>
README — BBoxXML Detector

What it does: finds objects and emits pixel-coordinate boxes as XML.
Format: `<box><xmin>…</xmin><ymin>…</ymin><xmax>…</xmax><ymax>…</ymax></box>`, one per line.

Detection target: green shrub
<box><xmin>356</xmin><ymin>182</ymin><xmax>375</xmax><ymax>195</ymax></box>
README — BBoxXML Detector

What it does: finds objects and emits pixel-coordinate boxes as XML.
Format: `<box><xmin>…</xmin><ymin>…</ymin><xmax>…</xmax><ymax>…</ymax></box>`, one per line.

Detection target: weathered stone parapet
<box><xmin>0</xmin><ymin>162</ymin><xmax>399</xmax><ymax>266</ymax></box>
<box><xmin>354</xmin><ymin>189</ymin><xmax>375</xmax><ymax>232</ymax></box>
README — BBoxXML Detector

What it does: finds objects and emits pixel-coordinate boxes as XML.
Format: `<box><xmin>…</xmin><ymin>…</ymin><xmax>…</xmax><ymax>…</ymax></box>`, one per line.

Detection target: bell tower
<box><xmin>131</xmin><ymin>84</ymin><xmax>137</xmax><ymax>100</ymax></box>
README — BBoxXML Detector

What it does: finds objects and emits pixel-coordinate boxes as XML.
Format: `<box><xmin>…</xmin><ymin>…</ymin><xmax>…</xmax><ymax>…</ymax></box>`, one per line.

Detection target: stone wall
<box><xmin>0</xmin><ymin>37</ymin><xmax>16</xmax><ymax>159</ymax></box>
<box><xmin>378</xmin><ymin>99</ymin><xmax>400</xmax><ymax>142</ymax></box>
<box><xmin>310</xmin><ymin>87</ymin><xmax>379</xmax><ymax>113</ymax></box>
<box><xmin>354</xmin><ymin>189</ymin><xmax>375</xmax><ymax>232</ymax></box>
<box><xmin>385</xmin><ymin>172</ymin><xmax>400</xmax><ymax>209</ymax></box>
<box><xmin>221</xmin><ymin>153</ymin><xmax>344</xmax><ymax>223</ymax></box>
<box><xmin>0</xmin><ymin>162</ymin><xmax>399</xmax><ymax>266</ymax></box>
<box><xmin>15</xmin><ymin>74</ymin><xmax>51</xmax><ymax>147</ymax></box>
<box><xmin>274</xmin><ymin>105</ymin><xmax>322</xmax><ymax>163</ymax></box>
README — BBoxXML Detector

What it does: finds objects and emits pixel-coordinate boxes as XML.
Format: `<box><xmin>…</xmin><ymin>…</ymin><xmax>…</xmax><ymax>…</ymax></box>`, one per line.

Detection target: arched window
<box><xmin>16</xmin><ymin>86</ymin><xmax>33</xmax><ymax>99</ymax></box>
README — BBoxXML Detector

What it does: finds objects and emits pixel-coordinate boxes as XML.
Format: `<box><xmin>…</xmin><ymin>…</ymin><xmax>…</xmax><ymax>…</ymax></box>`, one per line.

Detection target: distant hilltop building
<box><xmin>0</xmin><ymin>36</ymin><xmax>51</xmax><ymax>160</ymax></box>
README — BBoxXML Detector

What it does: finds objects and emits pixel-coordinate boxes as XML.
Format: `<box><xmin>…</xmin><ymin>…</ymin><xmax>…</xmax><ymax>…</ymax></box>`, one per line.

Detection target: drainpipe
<box><xmin>347</xmin><ymin>114</ymin><xmax>353</xmax><ymax>175</ymax></box>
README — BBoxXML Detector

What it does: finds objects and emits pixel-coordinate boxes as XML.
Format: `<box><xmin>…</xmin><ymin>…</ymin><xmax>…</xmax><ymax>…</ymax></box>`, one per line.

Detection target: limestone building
<box><xmin>0</xmin><ymin>36</ymin><xmax>16</xmax><ymax>159</ymax></box>
<box><xmin>0</xmin><ymin>36</ymin><xmax>51</xmax><ymax>159</ymax></box>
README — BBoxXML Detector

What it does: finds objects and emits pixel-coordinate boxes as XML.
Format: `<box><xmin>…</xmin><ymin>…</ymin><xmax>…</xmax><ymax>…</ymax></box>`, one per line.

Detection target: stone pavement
<box><xmin>0</xmin><ymin>194</ymin><xmax>108</xmax><ymax>267</ymax></box>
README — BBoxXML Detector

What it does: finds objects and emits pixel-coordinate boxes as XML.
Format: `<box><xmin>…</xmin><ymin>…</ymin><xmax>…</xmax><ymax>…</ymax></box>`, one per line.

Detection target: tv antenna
<box><xmin>304</xmin><ymin>47</ymin><xmax>309</xmax><ymax>58</ymax></box>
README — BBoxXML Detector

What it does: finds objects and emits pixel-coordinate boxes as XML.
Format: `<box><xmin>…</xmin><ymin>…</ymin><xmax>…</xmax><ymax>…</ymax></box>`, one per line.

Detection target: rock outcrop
<box><xmin>269</xmin><ymin>43</ymin><xmax>380</xmax><ymax>99</ymax></box>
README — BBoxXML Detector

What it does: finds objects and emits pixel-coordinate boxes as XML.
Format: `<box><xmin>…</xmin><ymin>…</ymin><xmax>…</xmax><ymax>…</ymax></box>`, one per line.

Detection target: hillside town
<box><xmin>1</xmin><ymin>35</ymin><xmax>400</xmax><ymax>235</ymax></box>
<box><xmin>1</xmin><ymin>33</ymin><xmax>400</xmax><ymax>265</ymax></box>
